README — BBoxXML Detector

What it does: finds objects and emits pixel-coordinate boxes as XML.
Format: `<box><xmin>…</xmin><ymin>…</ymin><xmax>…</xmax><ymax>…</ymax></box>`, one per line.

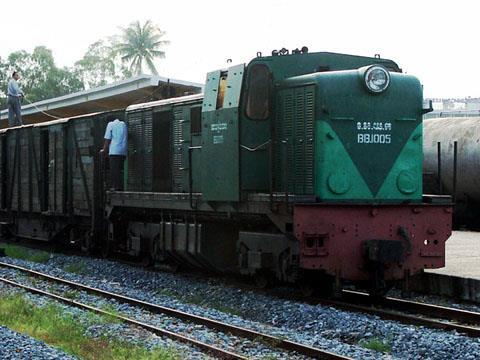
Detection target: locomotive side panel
<box><xmin>274</xmin><ymin>85</ymin><xmax>316</xmax><ymax>195</ymax></box>
<box><xmin>200</xmin><ymin>65</ymin><xmax>244</xmax><ymax>202</ymax></box>
<box><xmin>179</xmin><ymin>104</ymin><xmax>203</xmax><ymax>193</ymax></box>
<box><xmin>125</xmin><ymin>96</ymin><xmax>203</xmax><ymax>193</ymax></box>
<box><xmin>126</xmin><ymin>108</ymin><xmax>154</xmax><ymax>191</ymax></box>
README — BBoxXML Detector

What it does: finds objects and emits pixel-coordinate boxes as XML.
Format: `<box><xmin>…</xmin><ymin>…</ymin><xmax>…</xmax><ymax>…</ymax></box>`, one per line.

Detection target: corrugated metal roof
<box><xmin>126</xmin><ymin>93</ymin><xmax>204</xmax><ymax>111</ymax></box>
<box><xmin>0</xmin><ymin>74</ymin><xmax>203</xmax><ymax>126</ymax></box>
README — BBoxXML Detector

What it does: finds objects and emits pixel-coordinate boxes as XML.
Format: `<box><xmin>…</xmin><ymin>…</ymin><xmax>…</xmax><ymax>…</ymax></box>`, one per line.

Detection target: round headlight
<box><xmin>364</xmin><ymin>66</ymin><xmax>390</xmax><ymax>93</ymax></box>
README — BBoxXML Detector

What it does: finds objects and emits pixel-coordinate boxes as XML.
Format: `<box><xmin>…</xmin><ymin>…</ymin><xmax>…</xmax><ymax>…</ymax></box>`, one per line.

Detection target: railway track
<box><xmin>0</xmin><ymin>261</ymin><xmax>349</xmax><ymax>360</ymax></box>
<box><xmin>311</xmin><ymin>290</ymin><xmax>480</xmax><ymax>338</ymax></box>
<box><xmin>5</xmin><ymin>239</ymin><xmax>480</xmax><ymax>332</ymax></box>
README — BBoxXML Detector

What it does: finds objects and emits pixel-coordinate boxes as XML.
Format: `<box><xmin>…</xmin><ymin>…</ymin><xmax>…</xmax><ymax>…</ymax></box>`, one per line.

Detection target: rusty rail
<box><xmin>0</xmin><ymin>261</ymin><xmax>350</xmax><ymax>360</ymax></box>
<box><xmin>342</xmin><ymin>290</ymin><xmax>480</xmax><ymax>325</ymax></box>
<box><xmin>311</xmin><ymin>290</ymin><xmax>480</xmax><ymax>338</ymax></box>
<box><xmin>0</xmin><ymin>277</ymin><xmax>245</xmax><ymax>360</ymax></box>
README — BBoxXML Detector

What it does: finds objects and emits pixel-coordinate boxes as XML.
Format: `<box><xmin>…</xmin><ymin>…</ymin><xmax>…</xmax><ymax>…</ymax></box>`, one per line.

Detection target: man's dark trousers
<box><xmin>109</xmin><ymin>155</ymin><xmax>125</xmax><ymax>191</ymax></box>
<box><xmin>7</xmin><ymin>96</ymin><xmax>22</xmax><ymax>127</ymax></box>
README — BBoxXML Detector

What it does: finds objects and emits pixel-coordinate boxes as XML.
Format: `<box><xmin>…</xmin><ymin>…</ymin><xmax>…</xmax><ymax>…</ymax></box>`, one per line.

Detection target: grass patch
<box><xmin>63</xmin><ymin>290</ymin><xmax>79</xmax><ymax>300</ymax></box>
<box><xmin>210</xmin><ymin>302</ymin><xmax>242</xmax><ymax>317</ymax></box>
<box><xmin>0</xmin><ymin>243</ymin><xmax>50</xmax><ymax>264</ymax></box>
<box><xmin>64</xmin><ymin>262</ymin><xmax>86</xmax><ymax>275</ymax></box>
<box><xmin>0</xmin><ymin>293</ymin><xmax>179</xmax><ymax>360</ymax></box>
<box><xmin>156</xmin><ymin>288</ymin><xmax>179</xmax><ymax>298</ymax></box>
<box><xmin>184</xmin><ymin>293</ymin><xmax>204</xmax><ymax>305</ymax></box>
<box><xmin>99</xmin><ymin>302</ymin><xmax>126</xmax><ymax>324</ymax></box>
<box><xmin>359</xmin><ymin>337</ymin><xmax>391</xmax><ymax>353</ymax></box>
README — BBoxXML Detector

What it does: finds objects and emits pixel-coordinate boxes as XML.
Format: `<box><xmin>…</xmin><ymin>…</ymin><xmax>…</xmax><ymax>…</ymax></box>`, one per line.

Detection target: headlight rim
<box><xmin>363</xmin><ymin>65</ymin><xmax>390</xmax><ymax>94</ymax></box>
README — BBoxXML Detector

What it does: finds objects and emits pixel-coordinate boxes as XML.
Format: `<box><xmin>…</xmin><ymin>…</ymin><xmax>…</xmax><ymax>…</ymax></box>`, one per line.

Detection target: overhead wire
<box><xmin>22</xmin><ymin>96</ymin><xmax>62</xmax><ymax>120</ymax></box>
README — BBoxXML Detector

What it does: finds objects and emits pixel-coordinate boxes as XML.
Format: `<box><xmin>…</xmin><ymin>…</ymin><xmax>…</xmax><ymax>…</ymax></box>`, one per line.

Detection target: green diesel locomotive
<box><xmin>0</xmin><ymin>49</ymin><xmax>452</xmax><ymax>294</ymax></box>
<box><xmin>107</xmin><ymin>49</ymin><xmax>452</xmax><ymax>293</ymax></box>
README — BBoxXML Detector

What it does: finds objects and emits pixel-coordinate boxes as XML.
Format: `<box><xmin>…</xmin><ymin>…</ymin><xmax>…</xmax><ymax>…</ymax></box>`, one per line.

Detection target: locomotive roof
<box><xmin>126</xmin><ymin>93</ymin><xmax>204</xmax><ymax>112</ymax></box>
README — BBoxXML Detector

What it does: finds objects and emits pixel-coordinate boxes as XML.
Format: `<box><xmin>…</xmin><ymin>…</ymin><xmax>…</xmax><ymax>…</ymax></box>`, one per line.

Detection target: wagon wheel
<box><xmin>140</xmin><ymin>253</ymin><xmax>153</xmax><ymax>267</ymax></box>
<box><xmin>101</xmin><ymin>239</ymin><xmax>111</xmax><ymax>259</ymax></box>
<box><xmin>80</xmin><ymin>232</ymin><xmax>93</xmax><ymax>254</ymax></box>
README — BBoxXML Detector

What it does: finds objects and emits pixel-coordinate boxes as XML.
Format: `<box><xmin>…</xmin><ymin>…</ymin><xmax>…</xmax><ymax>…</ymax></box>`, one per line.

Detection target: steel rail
<box><xmin>0</xmin><ymin>277</ymin><xmax>245</xmax><ymax>360</ymax></box>
<box><xmin>311</xmin><ymin>292</ymin><xmax>480</xmax><ymax>338</ymax></box>
<box><xmin>0</xmin><ymin>261</ymin><xmax>350</xmax><ymax>360</ymax></box>
<box><xmin>341</xmin><ymin>290</ymin><xmax>480</xmax><ymax>326</ymax></box>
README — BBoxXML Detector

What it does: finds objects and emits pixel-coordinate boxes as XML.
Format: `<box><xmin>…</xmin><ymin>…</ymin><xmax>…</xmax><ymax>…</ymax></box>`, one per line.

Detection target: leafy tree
<box><xmin>0</xmin><ymin>46</ymin><xmax>84</xmax><ymax>110</ymax></box>
<box><xmin>0</xmin><ymin>57</ymin><xmax>11</xmax><ymax>109</ymax></box>
<box><xmin>74</xmin><ymin>39</ymin><xmax>132</xmax><ymax>89</ymax></box>
<box><xmin>0</xmin><ymin>20</ymin><xmax>170</xmax><ymax>110</ymax></box>
<box><xmin>115</xmin><ymin>20</ymin><xmax>169</xmax><ymax>75</ymax></box>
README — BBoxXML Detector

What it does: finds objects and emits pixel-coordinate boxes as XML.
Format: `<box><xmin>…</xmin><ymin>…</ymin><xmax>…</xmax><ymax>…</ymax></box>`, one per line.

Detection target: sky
<box><xmin>1</xmin><ymin>0</ymin><xmax>478</xmax><ymax>98</ymax></box>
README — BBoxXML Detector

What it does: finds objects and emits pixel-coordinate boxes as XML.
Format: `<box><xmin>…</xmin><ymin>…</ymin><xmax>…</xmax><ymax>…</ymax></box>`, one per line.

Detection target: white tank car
<box><xmin>423</xmin><ymin>117</ymin><xmax>480</xmax><ymax>208</ymax></box>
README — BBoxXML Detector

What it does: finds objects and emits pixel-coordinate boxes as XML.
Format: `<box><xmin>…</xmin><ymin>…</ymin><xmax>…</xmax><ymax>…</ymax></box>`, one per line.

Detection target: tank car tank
<box><xmin>424</xmin><ymin>117</ymin><xmax>480</xmax><ymax>225</ymax></box>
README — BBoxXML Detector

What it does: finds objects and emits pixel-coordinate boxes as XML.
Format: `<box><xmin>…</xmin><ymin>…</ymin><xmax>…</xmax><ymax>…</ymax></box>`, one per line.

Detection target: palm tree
<box><xmin>116</xmin><ymin>20</ymin><xmax>169</xmax><ymax>75</ymax></box>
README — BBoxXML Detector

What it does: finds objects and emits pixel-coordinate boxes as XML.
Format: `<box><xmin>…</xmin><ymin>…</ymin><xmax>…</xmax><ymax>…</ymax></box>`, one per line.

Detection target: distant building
<box><xmin>425</xmin><ymin>97</ymin><xmax>480</xmax><ymax>112</ymax></box>
<box><xmin>466</xmin><ymin>98</ymin><xmax>480</xmax><ymax>111</ymax></box>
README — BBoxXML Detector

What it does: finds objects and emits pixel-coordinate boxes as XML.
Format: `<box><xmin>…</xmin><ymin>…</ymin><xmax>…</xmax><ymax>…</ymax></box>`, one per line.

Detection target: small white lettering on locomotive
<box><xmin>213</xmin><ymin>135</ymin><xmax>224</xmax><ymax>144</ymax></box>
<box><xmin>356</xmin><ymin>121</ymin><xmax>392</xmax><ymax>144</ymax></box>
<box><xmin>211</xmin><ymin>123</ymin><xmax>228</xmax><ymax>131</ymax></box>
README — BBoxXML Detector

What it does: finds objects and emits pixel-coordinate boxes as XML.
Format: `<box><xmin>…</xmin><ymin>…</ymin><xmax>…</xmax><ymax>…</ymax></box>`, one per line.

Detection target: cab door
<box><xmin>201</xmin><ymin>64</ymin><xmax>245</xmax><ymax>202</ymax></box>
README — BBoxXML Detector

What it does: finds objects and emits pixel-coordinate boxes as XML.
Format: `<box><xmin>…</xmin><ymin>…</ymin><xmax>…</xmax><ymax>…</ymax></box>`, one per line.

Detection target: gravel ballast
<box><xmin>0</xmin><ymin>325</ymin><xmax>77</xmax><ymax>360</ymax></box>
<box><xmin>0</xmin><ymin>248</ymin><xmax>479</xmax><ymax>359</ymax></box>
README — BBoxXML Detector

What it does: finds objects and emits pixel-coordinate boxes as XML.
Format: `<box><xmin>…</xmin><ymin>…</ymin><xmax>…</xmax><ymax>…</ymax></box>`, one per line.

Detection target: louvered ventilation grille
<box><xmin>172</xmin><ymin>107</ymin><xmax>184</xmax><ymax>191</ymax></box>
<box><xmin>127</xmin><ymin>110</ymin><xmax>153</xmax><ymax>191</ymax></box>
<box><xmin>275</xmin><ymin>86</ymin><xmax>315</xmax><ymax>194</ymax></box>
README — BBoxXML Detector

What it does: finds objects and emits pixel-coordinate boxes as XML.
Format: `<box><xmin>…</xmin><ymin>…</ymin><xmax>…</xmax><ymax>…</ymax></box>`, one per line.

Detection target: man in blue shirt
<box><xmin>7</xmin><ymin>71</ymin><xmax>24</xmax><ymax>127</ymax></box>
<box><xmin>100</xmin><ymin>115</ymin><xmax>127</xmax><ymax>190</ymax></box>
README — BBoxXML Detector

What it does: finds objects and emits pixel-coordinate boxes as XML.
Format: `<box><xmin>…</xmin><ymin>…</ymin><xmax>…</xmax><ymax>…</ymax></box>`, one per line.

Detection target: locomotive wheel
<box><xmin>367</xmin><ymin>284</ymin><xmax>394</xmax><ymax>298</ymax></box>
<box><xmin>299</xmin><ymin>282</ymin><xmax>315</xmax><ymax>297</ymax></box>
<box><xmin>299</xmin><ymin>273</ymin><xmax>336</xmax><ymax>298</ymax></box>
<box><xmin>169</xmin><ymin>262</ymin><xmax>180</xmax><ymax>273</ymax></box>
<box><xmin>298</xmin><ymin>274</ymin><xmax>317</xmax><ymax>297</ymax></box>
<box><xmin>101</xmin><ymin>240</ymin><xmax>111</xmax><ymax>259</ymax></box>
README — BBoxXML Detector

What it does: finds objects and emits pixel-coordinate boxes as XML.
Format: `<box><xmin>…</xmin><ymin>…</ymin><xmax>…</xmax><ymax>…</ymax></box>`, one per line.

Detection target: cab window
<box><xmin>190</xmin><ymin>106</ymin><xmax>202</xmax><ymax>134</ymax></box>
<box><xmin>245</xmin><ymin>64</ymin><xmax>271</xmax><ymax>120</ymax></box>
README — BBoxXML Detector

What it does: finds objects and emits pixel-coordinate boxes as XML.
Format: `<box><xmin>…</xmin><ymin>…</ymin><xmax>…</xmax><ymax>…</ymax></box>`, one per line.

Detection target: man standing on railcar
<box><xmin>100</xmin><ymin>115</ymin><xmax>127</xmax><ymax>191</ymax></box>
<box><xmin>7</xmin><ymin>71</ymin><xmax>24</xmax><ymax>127</ymax></box>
